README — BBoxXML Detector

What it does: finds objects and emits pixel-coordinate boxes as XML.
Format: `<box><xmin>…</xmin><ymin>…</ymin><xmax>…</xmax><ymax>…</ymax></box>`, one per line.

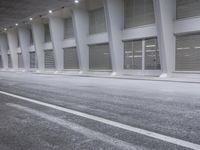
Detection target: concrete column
<box><xmin>73</xmin><ymin>6</ymin><xmax>89</xmax><ymax>72</ymax></box>
<box><xmin>104</xmin><ymin>0</ymin><xmax>124</xmax><ymax>74</ymax></box>
<box><xmin>153</xmin><ymin>0</ymin><xmax>176</xmax><ymax>76</ymax></box>
<box><xmin>7</xmin><ymin>30</ymin><xmax>18</xmax><ymax>69</ymax></box>
<box><xmin>18</xmin><ymin>27</ymin><xmax>31</xmax><ymax>71</ymax></box>
<box><xmin>32</xmin><ymin>22</ymin><xmax>45</xmax><ymax>71</ymax></box>
<box><xmin>49</xmin><ymin>17</ymin><xmax>64</xmax><ymax>71</ymax></box>
<box><xmin>0</xmin><ymin>33</ymin><xmax>8</xmax><ymax>69</ymax></box>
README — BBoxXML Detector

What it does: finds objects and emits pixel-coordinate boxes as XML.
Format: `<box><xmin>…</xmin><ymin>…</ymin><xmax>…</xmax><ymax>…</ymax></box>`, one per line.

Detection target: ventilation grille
<box><xmin>89</xmin><ymin>8</ymin><xmax>107</xmax><ymax>34</ymax></box>
<box><xmin>44</xmin><ymin>49</ymin><xmax>56</xmax><ymax>69</ymax></box>
<box><xmin>176</xmin><ymin>33</ymin><xmax>200</xmax><ymax>71</ymax></box>
<box><xmin>124</xmin><ymin>0</ymin><xmax>155</xmax><ymax>28</ymax></box>
<box><xmin>64</xmin><ymin>18</ymin><xmax>74</xmax><ymax>39</ymax></box>
<box><xmin>89</xmin><ymin>44</ymin><xmax>112</xmax><ymax>70</ymax></box>
<box><xmin>63</xmin><ymin>47</ymin><xmax>79</xmax><ymax>69</ymax></box>
<box><xmin>176</xmin><ymin>0</ymin><xmax>200</xmax><ymax>19</ymax></box>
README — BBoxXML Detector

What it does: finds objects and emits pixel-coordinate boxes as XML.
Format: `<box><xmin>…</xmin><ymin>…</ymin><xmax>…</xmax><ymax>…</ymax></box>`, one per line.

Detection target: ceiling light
<box><xmin>74</xmin><ymin>0</ymin><xmax>79</xmax><ymax>3</ymax></box>
<box><xmin>15</xmin><ymin>23</ymin><xmax>19</xmax><ymax>26</ymax></box>
<box><xmin>4</xmin><ymin>28</ymin><xmax>7</xmax><ymax>31</ymax></box>
<box><xmin>49</xmin><ymin>10</ymin><xmax>53</xmax><ymax>14</ymax></box>
<box><xmin>29</xmin><ymin>17</ymin><xmax>33</xmax><ymax>21</ymax></box>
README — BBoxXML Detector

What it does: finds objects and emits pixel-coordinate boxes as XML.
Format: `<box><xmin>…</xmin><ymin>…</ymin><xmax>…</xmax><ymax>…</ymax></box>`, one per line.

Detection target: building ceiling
<box><xmin>0</xmin><ymin>0</ymin><xmax>75</xmax><ymax>29</ymax></box>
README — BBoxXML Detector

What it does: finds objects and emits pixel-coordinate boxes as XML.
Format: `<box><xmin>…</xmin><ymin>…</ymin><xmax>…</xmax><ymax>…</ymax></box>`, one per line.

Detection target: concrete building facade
<box><xmin>0</xmin><ymin>0</ymin><xmax>200</xmax><ymax>78</ymax></box>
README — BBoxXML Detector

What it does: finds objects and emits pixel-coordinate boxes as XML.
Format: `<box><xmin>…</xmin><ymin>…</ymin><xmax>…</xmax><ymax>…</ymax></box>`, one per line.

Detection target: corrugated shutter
<box><xmin>63</xmin><ymin>47</ymin><xmax>79</xmax><ymax>69</ymax></box>
<box><xmin>176</xmin><ymin>0</ymin><xmax>200</xmax><ymax>19</ymax></box>
<box><xmin>44</xmin><ymin>24</ymin><xmax>51</xmax><ymax>42</ymax></box>
<box><xmin>44</xmin><ymin>49</ymin><xmax>56</xmax><ymax>69</ymax></box>
<box><xmin>124</xmin><ymin>40</ymin><xmax>142</xmax><ymax>69</ymax></box>
<box><xmin>124</xmin><ymin>0</ymin><xmax>155</xmax><ymax>28</ymax></box>
<box><xmin>0</xmin><ymin>55</ymin><xmax>3</xmax><ymax>68</ymax></box>
<box><xmin>64</xmin><ymin>18</ymin><xmax>74</xmax><ymax>39</ymax></box>
<box><xmin>145</xmin><ymin>38</ymin><xmax>160</xmax><ymax>70</ymax></box>
<box><xmin>89</xmin><ymin>44</ymin><xmax>112</xmax><ymax>70</ymax></box>
<box><xmin>176</xmin><ymin>33</ymin><xmax>200</xmax><ymax>71</ymax></box>
<box><xmin>89</xmin><ymin>8</ymin><xmax>107</xmax><ymax>34</ymax></box>
<box><xmin>18</xmin><ymin>53</ymin><xmax>24</xmax><ymax>68</ymax></box>
<box><xmin>8</xmin><ymin>54</ymin><xmax>12</xmax><ymax>68</ymax></box>
<box><xmin>30</xmin><ymin>51</ymin><xmax>38</xmax><ymax>69</ymax></box>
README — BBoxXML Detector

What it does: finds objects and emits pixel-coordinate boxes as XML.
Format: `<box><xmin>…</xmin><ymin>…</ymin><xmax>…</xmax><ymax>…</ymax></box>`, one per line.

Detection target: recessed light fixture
<box><xmin>49</xmin><ymin>10</ymin><xmax>53</xmax><ymax>14</ymax></box>
<box><xmin>4</xmin><ymin>28</ymin><xmax>7</xmax><ymax>31</ymax></box>
<box><xmin>29</xmin><ymin>17</ymin><xmax>33</xmax><ymax>21</ymax></box>
<box><xmin>74</xmin><ymin>0</ymin><xmax>79</xmax><ymax>3</ymax></box>
<box><xmin>15</xmin><ymin>23</ymin><xmax>19</xmax><ymax>26</ymax></box>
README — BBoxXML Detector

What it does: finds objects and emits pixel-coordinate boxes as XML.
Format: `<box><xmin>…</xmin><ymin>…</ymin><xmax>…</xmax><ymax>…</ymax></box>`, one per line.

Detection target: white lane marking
<box><xmin>7</xmin><ymin>103</ymin><xmax>142</xmax><ymax>150</ymax></box>
<box><xmin>1</xmin><ymin>90</ymin><xmax>200</xmax><ymax>150</ymax></box>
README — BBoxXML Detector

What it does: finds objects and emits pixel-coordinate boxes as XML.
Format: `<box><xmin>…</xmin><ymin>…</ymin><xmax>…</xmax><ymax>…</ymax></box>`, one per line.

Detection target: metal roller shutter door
<box><xmin>8</xmin><ymin>54</ymin><xmax>12</xmax><ymax>68</ymax></box>
<box><xmin>44</xmin><ymin>49</ymin><xmax>56</xmax><ymax>69</ymax></box>
<box><xmin>124</xmin><ymin>0</ymin><xmax>155</xmax><ymax>28</ymax></box>
<box><xmin>176</xmin><ymin>34</ymin><xmax>200</xmax><ymax>71</ymax></box>
<box><xmin>176</xmin><ymin>0</ymin><xmax>200</xmax><ymax>19</ymax></box>
<box><xmin>89</xmin><ymin>44</ymin><xmax>112</xmax><ymax>70</ymax></box>
<box><xmin>30</xmin><ymin>51</ymin><xmax>38</xmax><ymax>69</ymax></box>
<box><xmin>63</xmin><ymin>47</ymin><xmax>79</xmax><ymax>69</ymax></box>
<box><xmin>18</xmin><ymin>53</ymin><xmax>24</xmax><ymax>68</ymax></box>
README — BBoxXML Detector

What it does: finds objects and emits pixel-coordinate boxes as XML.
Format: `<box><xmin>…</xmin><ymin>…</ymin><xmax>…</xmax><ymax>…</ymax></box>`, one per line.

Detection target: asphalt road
<box><xmin>0</xmin><ymin>72</ymin><xmax>199</xmax><ymax>150</ymax></box>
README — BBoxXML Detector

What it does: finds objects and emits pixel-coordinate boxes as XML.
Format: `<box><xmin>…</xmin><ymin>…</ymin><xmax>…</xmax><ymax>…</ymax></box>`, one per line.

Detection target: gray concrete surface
<box><xmin>0</xmin><ymin>72</ymin><xmax>199</xmax><ymax>150</ymax></box>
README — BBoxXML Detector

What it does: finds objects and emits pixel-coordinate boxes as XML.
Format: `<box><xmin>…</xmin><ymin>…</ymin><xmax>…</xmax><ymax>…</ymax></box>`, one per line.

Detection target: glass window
<box><xmin>124</xmin><ymin>0</ymin><xmax>155</xmax><ymax>28</ymax></box>
<box><xmin>89</xmin><ymin>8</ymin><xmax>107</xmax><ymax>34</ymax></box>
<box><xmin>176</xmin><ymin>33</ymin><xmax>200</xmax><ymax>71</ymax></box>
<box><xmin>176</xmin><ymin>0</ymin><xmax>200</xmax><ymax>19</ymax></box>
<box><xmin>44</xmin><ymin>24</ymin><xmax>51</xmax><ymax>42</ymax></box>
<box><xmin>124</xmin><ymin>40</ymin><xmax>142</xmax><ymax>69</ymax></box>
<box><xmin>89</xmin><ymin>44</ymin><xmax>112</xmax><ymax>70</ymax></box>
<box><xmin>64</xmin><ymin>18</ymin><xmax>74</xmax><ymax>39</ymax></box>
<box><xmin>145</xmin><ymin>38</ymin><xmax>160</xmax><ymax>70</ymax></box>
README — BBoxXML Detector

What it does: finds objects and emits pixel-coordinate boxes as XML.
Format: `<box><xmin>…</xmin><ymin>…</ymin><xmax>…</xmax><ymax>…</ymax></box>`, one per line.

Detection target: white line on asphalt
<box><xmin>0</xmin><ymin>90</ymin><xmax>200</xmax><ymax>150</ymax></box>
<box><xmin>7</xmin><ymin>103</ymin><xmax>142</xmax><ymax>150</ymax></box>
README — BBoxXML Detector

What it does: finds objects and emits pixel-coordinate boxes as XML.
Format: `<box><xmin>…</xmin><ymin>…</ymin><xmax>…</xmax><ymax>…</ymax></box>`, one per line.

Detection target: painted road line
<box><xmin>0</xmin><ymin>90</ymin><xmax>200</xmax><ymax>150</ymax></box>
<box><xmin>7</xmin><ymin>103</ymin><xmax>142</xmax><ymax>150</ymax></box>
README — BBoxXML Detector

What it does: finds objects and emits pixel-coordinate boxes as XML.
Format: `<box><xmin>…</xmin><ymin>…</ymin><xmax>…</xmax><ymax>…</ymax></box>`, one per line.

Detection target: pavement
<box><xmin>0</xmin><ymin>72</ymin><xmax>199</xmax><ymax>150</ymax></box>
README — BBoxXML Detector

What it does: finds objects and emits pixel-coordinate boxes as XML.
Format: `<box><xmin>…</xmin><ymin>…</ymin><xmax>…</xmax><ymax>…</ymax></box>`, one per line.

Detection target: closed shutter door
<box><xmin>124</xmin><ymin>0</ymin><xmax>155</xmax><ymax>28</ymax></box>
<box><xmin>145</xmin><ymin>38</ymin><xmax>160</xmax><ymax>70</ymax></box>
<box><xmin>30</xmin><ymin>52</ymin><xmax>38</xmax><ymax>68</ymax></box>
<box><xmin>89</xmin><ymin>8</ymin><xmax>107</xmax><ymax>34</ymax></box>
<box><xmin>124</xmin><ymin>40</ymin><xmax>143</xmax><ymax>70</ymax></box>
<box><xmin>176</xmin><ymin>34</ymin><xmax>200</xmax><ymax>71</ymax></box>
<box><xmin>18</xmin><ymin>53</ymin><xmax>24</xmax><ymax>68</ymax></box>
<box><xmin>64</xmin><ymin>18</ymin><xmax>74</xmax><ymax>39</ymax></box>
<box><xmin>8</xmin><ymin>54</ymin><xmax>12</xmax><ymax>68</ymax></box>
<box><xmin>89</xmin><ymin>44</ymin><xmax>112</xmax><ymax>70</ymax></box>
<box><xmin>63</xmin><ymin>47</ymin><xmax>79</xmax><ymax>69</ymax></box>
<box><xmin>176</xmin><ymin>0</ymin><xmax>200</xmax><ymax>19</ymax></box>
<box><xmin>44</xmin><ymin>49</ymin><xmax>56</xmax><ymax>69</ymax></box>
<box><xmin>0</xmin><ymin>55</ymin><xmax>3</xmax><ymax>68</ymax></box>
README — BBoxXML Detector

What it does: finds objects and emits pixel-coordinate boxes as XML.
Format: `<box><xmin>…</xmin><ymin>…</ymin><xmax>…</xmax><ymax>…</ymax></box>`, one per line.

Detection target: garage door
<box><xmin>63</xmin><ymin>47</ymin><xmax>79</xmax><ymax>69</ymax></box>
<box><xmin>44</xmin><ymin>49</ymin><xmax>56</xmax><ymax>69</ymax></box>
<box><xmin>89</xmin><ymin>44</ymin><xmax>112</xmax><ymax>70</ymax></box>
<box><xmin>8</xmin><ymin>54</ymin><xmax>12</xmax><ymax>68</ymax></box>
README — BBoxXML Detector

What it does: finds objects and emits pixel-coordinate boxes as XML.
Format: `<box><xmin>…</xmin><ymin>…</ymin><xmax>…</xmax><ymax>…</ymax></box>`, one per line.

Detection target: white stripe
<box><xmin>0</xmin><ymin>90</ymin><xmax>200</xmax><ymax>150</ymax></box>
<box><xmin>7</xmin><ymin>103</ymin><xmax>141</xmax><ymax>150</ymax></box>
